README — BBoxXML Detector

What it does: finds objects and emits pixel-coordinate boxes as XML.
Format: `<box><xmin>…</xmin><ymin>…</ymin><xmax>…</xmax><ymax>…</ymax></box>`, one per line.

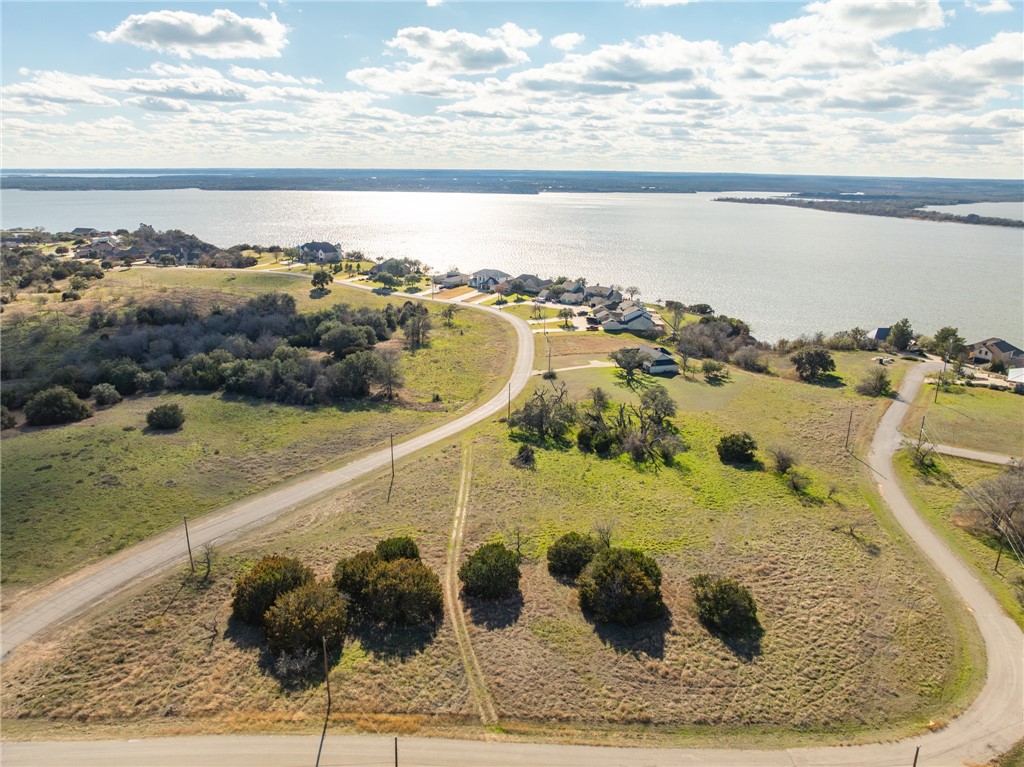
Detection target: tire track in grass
<box><xmin>444</xmin><ymin>442</ymin><xmax>498</xmax><ymax>725</ymax></box>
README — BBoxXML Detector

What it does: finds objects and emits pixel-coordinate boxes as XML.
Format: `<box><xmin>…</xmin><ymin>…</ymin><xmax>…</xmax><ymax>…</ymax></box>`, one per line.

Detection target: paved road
<box><xmin>5</xmin><ymin>351</ymin><xmax>1023</xmax><ymax>766</ymax></box>
<box><xmin>0</xmin><ymin>293</ymin><xmax>535</xmax><ymax>660</ymax></box>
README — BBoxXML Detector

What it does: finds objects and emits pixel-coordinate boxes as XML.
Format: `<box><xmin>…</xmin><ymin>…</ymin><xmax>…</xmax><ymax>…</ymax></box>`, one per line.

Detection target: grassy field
<box><xmin>1</xmin><ymin>343</ymin><xmax>983</xmax><ymax>746</ymax></box>
<box><xmin>894</xmin><ymin>452</ymin><xmax>1024</xmax><ymax>629</ymax></box>
<box><xmin>500</xmin><ymin>303</ymin><xmax>560</xmax><ymax>320</ymax></box>
<box><xmin>1</xmin><ymin>269</ymin><xmax>514</xmax><ymax>597</ymax></box>
<box><xmin>900</xmin><ymin>382</ymin><xmax>1024</xmax><ymax>457</ymax></box>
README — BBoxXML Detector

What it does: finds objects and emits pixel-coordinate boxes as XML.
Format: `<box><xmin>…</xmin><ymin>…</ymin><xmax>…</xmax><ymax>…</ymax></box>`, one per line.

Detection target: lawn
<box><xmin>1</xmin><ymin>269</ymin><xmax>514</xmax><ymax>597</ymax></box>
<box><xmin>499</xmin><ymin>303</ymin><xmax>559</xmax><ymax>320</ymax></box>
<box><xmin>900</xmin><ymin>382</ymin><xmax>1024</xmax><ymax>457</ymax></box>
<box><xmin>894</xmin><ymin>452</ymin><xmax>1024</xmax><ymax>629</ymax></box>
<box><xmin>1</xmin><ymin>344</ymin><xmax>983</xmax><ymax>747</ymax></box>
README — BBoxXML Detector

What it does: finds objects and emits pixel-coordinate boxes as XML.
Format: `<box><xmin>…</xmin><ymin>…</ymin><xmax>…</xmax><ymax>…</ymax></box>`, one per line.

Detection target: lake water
<box><xmin>3</xmin><ymin>189</ymin><xmax>1021</xmax><ymax>344</ymax></box>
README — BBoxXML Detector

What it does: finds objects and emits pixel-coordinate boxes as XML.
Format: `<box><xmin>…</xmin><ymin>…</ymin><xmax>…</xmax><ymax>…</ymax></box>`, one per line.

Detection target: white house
<box><xmin>468</xmin><ymin>269</ymin><xmax>510</xmax><ymax>292</ymax></box>
<box><xmin>636</xmin><ymin>345</ymin><xmax>679</xmax><ymax>375</ymax></box>
<box><xmin>298</xmin><ymin>241</ymin><xmax>342</xmax><ymax>263</ymax></box>
<box><xmin>968</xmin><ymin>338</ymin><xmax>1024</xmax><ymax>367</ymax></box>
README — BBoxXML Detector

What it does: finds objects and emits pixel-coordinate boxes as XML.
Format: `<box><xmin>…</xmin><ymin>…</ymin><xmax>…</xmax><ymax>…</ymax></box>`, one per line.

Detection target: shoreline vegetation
<box><xmin>717</xmin><ymin>196</ymin><xmax>1024</xmax><ymax>228</ymax></box>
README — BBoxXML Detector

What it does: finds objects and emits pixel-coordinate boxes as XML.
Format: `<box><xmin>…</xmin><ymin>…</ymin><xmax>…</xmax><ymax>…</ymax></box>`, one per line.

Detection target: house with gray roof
<box><xmin>469</xmin><ymin>269</ymin><xmax>510</xmax><ymax>292</ymax></box>
<box><xmin>635</xmin><ymin>344</ymin><xmax>679</xmax><ymax>375</ymax></box>
<box><xmin>298</xmin><ymin>241</ymin><xmax>342</xmax><ymax>263</ymax></box>
<box><xmin>969</xmin><ymin>338</ymin><xmax>1024</xmax><ymax>366</ymax></box>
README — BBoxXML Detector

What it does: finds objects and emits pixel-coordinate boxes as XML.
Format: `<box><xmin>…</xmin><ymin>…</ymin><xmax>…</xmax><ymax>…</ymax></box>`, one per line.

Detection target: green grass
<box><xmin>996</xmin><ymin>739</ymin><xmax>1024</xmax><ymax>767</ymax></box>
<box><xmin>0</xmin><ymin>269</ymin><xmax>514</xmax><ymax>594</ymax></box>
<box><xmin>901</xmin><ymin>383</ymin><xmax>1024</xmax><ymax>457</ymax></box>
<box><xmin>894</xmin><ymin>452</ymin><xmax>1024</xmax><ymax>629</ymax></box>
<box><xmin>500</xmin><ymin>303</ymin><xmax>559</xmax><ymax>320</ymax></box>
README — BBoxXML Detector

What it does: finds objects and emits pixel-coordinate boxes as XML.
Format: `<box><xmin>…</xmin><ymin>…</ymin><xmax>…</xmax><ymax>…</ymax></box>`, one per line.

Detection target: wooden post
<box><xmin>507</xmin><ymin>382</ymin><xmax>511</xmax><ymax>422</ymax></box>
<box><xmin>912</xmin><ymin>745</ymin><xmax>920</xmax><ymax>767</ymax></box>
<box><xmin>390</xmin><ymin>433</ymin><xmax>395</xmax><ymax>479</ymax></box>
<box><xmin>183</xmin><ymin>516</ymin><xmax>194</xmax><ymax>573</ymax></box>
<box><xmin>995</xmin><ymin>536</ymin><xmax>1004</xmax><ymax>572</ymax></box>
<box><xmin>845</xmin><ymin>409</ymin><xmax>853</xmax><ymax>452</ymax></box>
<box><xmin>394</xmin><ymin>736</ymin><xmax>398</xmax><ymax>767</ymax></box>
<box><xmin>315</xmin><ymin>636</ymin><xmax>332</xmax><ymax>767</ymax></box>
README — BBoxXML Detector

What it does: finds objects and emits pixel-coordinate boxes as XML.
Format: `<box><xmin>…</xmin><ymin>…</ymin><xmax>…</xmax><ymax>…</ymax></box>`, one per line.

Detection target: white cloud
<box><xmin>385</xmin><ymin>24</ymin><xmax>540</xmax><ymax>74</ymax></box>
<box><xmin>229</xmin><ymin>66</ymin><xmax>322</xmax><ymax>85</ymax></box>
<box><xmin>771</xmin><ymin>0</ymin><xmax>947</xmax><ymax>41</ymax></box>
<box><xmin>966</xmin><ymin>0</ymin><xmax>1014</xmax><ymax>12</ymax></box>
<box><xmin>551</xmin><ymin>33</ymin><xmax>585</xmax><ymax>52</ymax></box>
<box><xmin>124</xmin><ymin>95</ymin><xmax>198</xmax><ymax>112</ymax></box>
<box><xmin>96</xmin><ymin>9</ymin><xmax>289</xmax><ymax>59</ymax></box>
<box><xmin>426</xmin><ymin>0</ymin><xmax>444</xmax><ymax>6</ymax></box>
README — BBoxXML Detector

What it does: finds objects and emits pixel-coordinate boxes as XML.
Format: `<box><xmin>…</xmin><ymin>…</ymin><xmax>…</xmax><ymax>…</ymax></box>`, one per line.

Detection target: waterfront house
<box><xmin>599</xmin><ymin>301</ymin><xmax>657</xmax><ymax>333</ymax></box>
<box><xmin>511</xmin><ymin>274</ymin><xmax>552</xmax><ymax>295</ymax></box>
<box><xmin>634</xmin><ymin>345</ymin><xmax>679</xmax><ymax>375</ymax></box>
<box><xmin>867</xmin><ymin>327</ymin><xmax>890</xmax><ymax>343</ymax></box>
<box><xmin>468</xmin><ymin>269</ymin><xmax>510</xmax><ymax>292</ymax></box>
<box><xmin>298</xmin><ymin>241</ymin><xmax>342</xmax><ymax>263</ymax></box>
<box><xmin>969</xmin><ymin>338</ymin><xmax>1024</xmax><ymax>366</ymax></box>
<box><xmin>433</xmin><ymin>271</ymin><xmax>471</xmax><ymax>289</ymax></box>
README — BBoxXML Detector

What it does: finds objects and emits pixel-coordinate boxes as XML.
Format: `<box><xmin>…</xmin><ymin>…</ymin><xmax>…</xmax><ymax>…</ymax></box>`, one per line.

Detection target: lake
<box><xmin>2</xmin><ymin>189</ymin><xmax>1021</xmax><ymax>344</ymax></box>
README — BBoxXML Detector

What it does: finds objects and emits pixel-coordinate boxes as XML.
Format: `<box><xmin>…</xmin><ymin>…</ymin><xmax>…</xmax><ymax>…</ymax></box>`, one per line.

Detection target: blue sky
<box><xmin>2</xmin><ymin>1</ymin><xmax>1021</xmax><ymax>177</ymax></box>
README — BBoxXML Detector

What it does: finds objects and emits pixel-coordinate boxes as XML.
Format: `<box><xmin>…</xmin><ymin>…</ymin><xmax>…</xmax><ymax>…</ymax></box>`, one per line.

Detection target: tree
<box><xmin>403</xmin><ymin>308</ymin><xmax>432</xmax><ymax>350</ymax></box>
<box><xmin>264</xmin><ymin>581</ymin><xmax>348</xmax><ymax>655</ymax></box>
<box><xmin>957</xmin><ymin>462</ymin><xmax>1024</xmax><ymax>570</ymax></box>
<box><xmin>557</xmin><ymin>307</ymin><xmax>575</xmax><ymax>328</ymax></box>
<box><xmin>24</xmin><ymin>386</ymin><xmax>92</xmax><ymax>426</ymax></box>
<box><xmin>850</xmin><ymin>326</ymin><xmax>868</xmax><ymax>349</ymax></box>
<box><xmin>440</xmin><ymin>304</ymin><xmax>460</xmax><ymax>327</ymax></box>
<box><xmin>732</xmin><ymin>345</ymin><xmax>768</xmax><ymax>373</ymax></box>
<box><xmin>121</xmin><ymin>256</ymin><xmax>133</xmax><ymax>269</ymax></box>
<box><xmin>372</xmin><ymin>348</ymin><xmax>403</xmax><ymax>400</ymax></box>
<box><xmin>459</xmin><ymin>542</ymin><xmax>521</xmax><ymax>600</ymax></box>
<box><xmin>146</xmin><ymin>403</ymin><xmax>185</xmax><ymax>429</ymax></box>
<box><xmin>690</xmin><ymin>574</ymin><xmax>759</xmax><ymax>637</ymax></box>
<box><xmin>90</xmin><ymin>383</ymin><xmax>122</xmax><ymax>407</ymax></box>
<box><xmin>508</xmin><ymin>383</ymin><xmax>577</xmax><ymax>441</ymax></box>
<box><xmin>1</xmin><ymin>406</ymin><xmax>16</xmax><ymax>430</ymax></box>
<box><xmin>311</xmin><ymin>270</ymin><xmax>332</xmax><ymax>291</ymax></box>
<box><xmin>375</xmin><ymin>536</ymin><xmax>420</xmax><ymax>562</ymax></box>
<box><xmin>717</xmin><ymin>432</ymin><xmax>757</xmax><ymax>464</ymax></box>
<box><xmin>321</xmin><ymin>323</ymin><xmax>376</xmax><ymax>359</ymax></box>
<box><xmin>663</xmin><ymin>300</ymin><xmax>686</xmax><ymax>339</ymax></box>
<box><xmin>547</xmin><ymin>532</ymin><xmax>602</xmax><ymax>579</ymax></box>
<box><xmin>639</xmin><ymin>384</ymin><xmax>676</xmax><ymax>427</ymax></box>
<box><xmin>890</xmin><ymin>318</ymin><xmax>914</xmax><ymax>351</ymax></box>
<box><xmin>577</xmin><ymin>547</ymin><xmax>665</xmax><ymax>626</ymax></box>
<box><xmin>702</xmin><ymin>359</ymin><xmax>726</xmax><ymax>381</ymax></box>
<box><xmin>625</xmin><ymin>285</ymin><xmax>640</xmax><ymax>300</ymax></box>
<box><xmin>931</xmin><ymin>326</ymin><xmax>966</xmax><ymax>359</ymax></box>
<box><xmin>364</xmin><ymin>558</ymin><xmax>444</xmax><ymax>625</ymax></box>
<box><xmin>790</xmin><ymin>347</ymin><xmax>835</xmax><ymax>381</ymax></box>
<box><xmin>333</xmin><ymin>551</ymin><xmax>381</xmax><ymax>605</ymax></box>
<box><xmin>855</xmin><ymin>368</ymin><xmax>892</xmax><ymax>397</ymax></box>
<box><xmin>609</xmin><ymin>347</ymin><xmax>652</xmax><ymax>386</ymax></box>
<box><xmin>232</xmin><ymin>555</ymin><xmax>314</xmax><ymax>626</ymax></box>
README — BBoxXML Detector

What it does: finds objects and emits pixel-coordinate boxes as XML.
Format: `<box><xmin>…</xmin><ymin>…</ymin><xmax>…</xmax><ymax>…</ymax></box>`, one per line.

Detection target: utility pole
<box><xmin>183</xmin><ymin>516</ymin><xmax>194</xmax><ymax>573</ymax></box>
<box><xmin>912</xmin><ymin>745</ymin><xmax>920</xmax><ymax>767</ymax></box>
<box><xmin>844</xmin><ymin>408</ymin><xmax>853</xmax><ymax>452</ymax></box>
<box><xmin>507</xmin><ymin>382</ymin><xmax>511</xmax><ymax>422</ymax></box>
<box><xmin>394</xmin><ymin>736</ymin><xmax>398</xmax><ymax>767</ymax></box>
<box><xmin>315</xmin><ymin>636</ymin><xmax>332</xmax><ymax>767</ymax></box>
<box><xmin>387</xmin><ymin>432</ymin><xmax>396</xmax><ymax>504</ymax></box>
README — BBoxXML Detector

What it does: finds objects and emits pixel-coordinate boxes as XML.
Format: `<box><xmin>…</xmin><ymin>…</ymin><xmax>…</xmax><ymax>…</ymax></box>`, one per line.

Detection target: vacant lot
<box><xmin>1</xmin><ymin>270</ymin><xmax>514</xmax><ymax>596</ymax></box>
<box><xmin>895</xmin><ymin>452</ymin><xmax>1024</xmax><ymax>629</ymax></box>
<box><xmin>2</xmin><ymin>350</ymin><xmax>982</xmax><ymax>746</ymax></box>
<box><xmin>900</xmin><ymin>383</ymin><xmax>1024</xmax><ymax>458</ymax></box>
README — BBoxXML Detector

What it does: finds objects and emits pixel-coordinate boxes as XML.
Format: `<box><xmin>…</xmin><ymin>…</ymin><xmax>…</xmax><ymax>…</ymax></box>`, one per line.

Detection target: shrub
<box><xmin>790</xmin><ymin>347</ymin><xmax>836</xmax><ymax>381</ymax></box>
<box><xmin>375</xmin><ymin>536</ymin><xmax>421</xmax><ymax>562</ymax></box>
<box><xmin>146</xmin><ymin>403</ymin><xmax>185</xmax><ymax>429</ymax></box>
<box><xmin>264</xmin><ymin>581</ymin><xmax>348</xmax><ymax>655</ymax></box>
<box><xmin>702</xmin><ymin>359</ymin><xmax>726</xmax><ymax>381</ymax></box>
<box><xmin>717</xmin><ymin>432</ymin><xmax>757</xmax><ymax>464</ymax></box>
<box><xmin>459</xmin><ymin>542</ymin><xmax>521</xmax><ymax>599</ymax></box>
<box><xmin>24</xmin><ymin>386</ymin><xmax>92</xmax><ymax>426</ymax></box>
<box><xmin>785</xmin><ymin>468</ymin><xmax>811</xmax><ymax>493</ymax></box>
<box><xmin>61</xmin><ymin>290</ymin><xmax>81</xmax><ymax>302</ymax></box>
<box><xmin>856</xmin><ymin>368</ymin><xmax>892</xmax><ymax>397</ymax></box>
<box><xmin>1</xmin><ymin>405</ymin><xmax>15</xmax><ymax>430</ymax></box>
<box><xmin>576</xmin><ymin>425</ymin><xmax>594</xmax><ymax>453</ymax></box>
<box><xmin>364</xmin><ymin>558</ymin><xmax>444</xmax><ymax>625</ymax></box>
<box><xmin>732</xmin><ymin>345</ymin><xmax>768</xmax><ymax>373</ymax></box>
<box><xmin>232</xmin><ymin>555</ymin><xmax>313</xmax><ymax>626</ymax></box>
<box><xmin>333</xmin><ymin>551</ymin><xmax>382</xmax><ymax>605</ymax></box>
<box><xmin>690</xmin><ymin>573</ymin><xmax>759</xmax><ymax>637</ymax></box>
<box><xmin>510</xmin><ymin>444</ymin><xmax>536</xmax><ymax>468</ymax></box>
<box><xmin>578</xmin><ymin>547</ymin><xmax>664</xmax><ymax>626</ymax></box>
<box><xmin>547</xmin><ymin>532</ymin><xmax>602</xmax><ymax>579</ymax></box>
<box><xmin>767</xmin><ymin>444</ymin><xmax>797</xmax><ymax>474</ymax></box>
<box><xmin>91</xmin><ymin>383</ymin><xmax>122</xmax><ymax>407</ymax></box>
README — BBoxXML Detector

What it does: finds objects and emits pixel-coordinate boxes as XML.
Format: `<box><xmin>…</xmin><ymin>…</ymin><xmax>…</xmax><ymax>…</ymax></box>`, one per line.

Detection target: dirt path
<box><xmin>444</xmin><ymin>443</ymin><xmax>498</xmax><ymax>725</ymax></box>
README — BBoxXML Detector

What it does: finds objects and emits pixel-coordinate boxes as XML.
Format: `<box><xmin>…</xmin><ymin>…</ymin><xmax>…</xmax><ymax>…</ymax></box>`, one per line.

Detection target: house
<box><xmin>867</xmin><ymin>327</ymin><xmax>890</xmax><ymax>343</ymax></box>
<box><xmin>510</xmin><ymin>274</ymin><xmax>552</xmax><ymax>295</ymax></box>
<box><xmin>468</xmin><ymin>269</ymin><xmax>510</xmax><ymax>292</ymax></box>
<box><xmin>433</xmin><ymin>271</ymin><xmax>471</xmax><ymax>289</ymax></box>
<box><xmin>1007</xmin><ymin>368</ymin><xmax>1024</xmax><ymax>393</ymax></box>
<box><xmin>74</xmin><ymin>241</ymin><xmax>116</xmax><ymax>258</ymax></box>
<box><xmin>298</xmin><ymin>241</ymin><xmax>342</xmax><ymax>263</ymax></box>
<box><xmin>599</xmin><ymin>302</ymin><xmax>657</xmax><ymax>333</ymax></box>
<box><xmin>71</xmin><ymin>227</ymin><xmax>99</xmax><ymax>237</ymax></box>
<box><xmin>968</xmin><ymin>338</ymin><xmax>1024</xmax><ymax>366</ymax></box>
<box><xmin>634</xmin><ymin>345</ymin><xmax>679</xmax><ymax>375</ymax></box>
<box><xmin>559</xmin><ymin>291</ymin><xmax>586</xmax><ymax>306</ymax></box>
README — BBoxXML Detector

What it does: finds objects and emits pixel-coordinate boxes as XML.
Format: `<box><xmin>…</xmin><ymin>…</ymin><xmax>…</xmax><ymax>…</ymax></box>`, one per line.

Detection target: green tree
<box><xmin>558</xmin><ymin>307</ymin><xmax>575</xmax><ymax>328</ymax></box>
<box><xmin>790</xmin><ymin>347</ymin><xmax>835</xmax><ymax>381</ymax></box>
<box><xmin>578</xmin><ymin>547</ymin><xmax>664</xmax><ymax>626</ymax></box>
<box><xmin>690</xmin><ymin>573</ymin><xmax>759</xmax><ymax>637</ymax></box>
<box><xmin>403</xmin><ymin>308</ymin><xmax>432</xmax><ymax>350</ymax></box>
<box><xmin>333</xmin><ymin>551</ymin><xmax>382</xmax><ymax>605</ymax></box>
<box><xmin>321</xmin><ymin>323</ymin><xmax>376</xmax><ymax>359</ymax></box>
<box><xmin>232</xmin><ymin>555</ymin><xmax>314</xmax><ymax>626</ymax></box>
<box><xmin>311</xmin><ymin>270</ymin><xmax>332</xmax><ymax>291</ymax></box>
<box><xmin>931</xmin><ymin>326</ymin><xmax>965</xmax><ymax>359</ymax></box>
<box><xmin>609</xmin><ymin>347</ymin><xmax>653</xmax><ymax>386</ymax></box>
<box><xmin>459</xmin><ymin>542</ymin><xmax>521</xmax><ymax>599</ymax></box>
<box><xmin>372</xmin><ymin>348</ymin><xmax>403</xmax><ymax>400</ymax></box>
<box><xmin>24</xmin><ymin>386</ymin><xmax>92</xmax><ymax>426</ymax></box>
<box><xmin>855</xmin><ymin>368</ymin><xmax>892</xmax><ymax>397</ymax></box>
<box><xmin>375</xmin><ymin>536</ymin><xmax>420</xmax><ymax>562</ymax></box>
<box><xmin>508</xmin><ymin>383</ymin><xmax>577</xmax><ymax>441</ymax></box>
<box><xmin>90</xmin><ymin>383</ymin><xmax>122</xmax><ymax>407</ymax></box>
<box><xmin>264</xmin><ymin>581</ymin><xmax>348</xmax><ymax>655</ymax></box>
<box><xmin>440</xmin><ymin>304</ymin><xmax>460</xmax><ymax>327</ymax></box>
<box><xmin>547</xmin><ymin>532</ymin><xmax>602</xmax><ymax>580</ymax></box>
<box><xmin>146</xmin><ymin>403</ymin><xmax>185</xmax><ymax>429</ymax></box>
<box><xmin>639</xmin><ymin>383</ymin><xmax>676</xmax><ymax>427</ymax></box>
<box><xmin>663</xmin><ymin>300</ymin><xmax>686</xmax><ymax>340</ymax></box>
<box><xmin>717</xmin><ymin>432</ymin><xmax>757</xmax><ymax>464</ymax></box>
<box><xmin>364</xmin><ymin>558</ymin><xmax>444</xmax><ymax>625</ymax></box>
<box><xmin>1</xmin><ymin>406</ymin><xmax>16</xmax><ymax>430</ymax></box>
<box><xmin>889</xmin><ymin>318</ymin><xmax>914</xmax><ymax>351</ymax></box>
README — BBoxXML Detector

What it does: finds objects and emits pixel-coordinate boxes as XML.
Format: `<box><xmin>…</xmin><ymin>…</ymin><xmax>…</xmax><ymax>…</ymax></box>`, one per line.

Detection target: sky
<box><xmin>1</xmin><ymin>1</ymin><xmax>1022</xmax><ymax>177</ymax></box>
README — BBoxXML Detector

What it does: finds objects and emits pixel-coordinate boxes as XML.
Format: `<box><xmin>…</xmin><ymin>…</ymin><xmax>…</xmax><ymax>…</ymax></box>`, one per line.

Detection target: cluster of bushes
<box><xmin>458</xmin><ymin>542</ymin><xmax>521</xmax><ymax>600</ymax></box>
<box><xmin>547</xmin><ymin>531</ymin><xmax>665</xmax><ymax>626</ymax></box>
<box><xmin>675</xmin><ymin>316</ymin><xmax>752</xmax><ymax>362</ymax></box>
<box><xmin>1</xmin><ymin>243</ymin><xmax>105</xmax><ymax>300</ymax></box>
<box><xmin>333</xmin><ymin>536</ymin><xmax>444</xmax><ymax>626</ymax></box>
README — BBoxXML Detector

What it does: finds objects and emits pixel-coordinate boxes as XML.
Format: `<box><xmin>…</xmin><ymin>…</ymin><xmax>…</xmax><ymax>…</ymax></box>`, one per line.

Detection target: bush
<box><xmin>510</xmin><ymin>444</ymin><xmax>536</xmax><ymax>468</ymax></box>
<box><xmin>232</xmin><ymin>555</ymin><xmax>314</xmax><ymax>626</ymax></box>
<box><xmin>459</xmin><ymin>542</ymin><xmax>521</xmax><ymax>600</ymax></box>
<box><xmin>1</xmin><ymin>405</ymin><xmax>15</xmax><ymax>430</ymax></box>
<box><xmin>767</xmin><ymin>444</ymin><xmax>797</xmax><ymax>474</ymax></box>
<box><xmin>702</xmin><ymin>359</ymin><xmax>726</xmax><ymax>381</ymax></box>
<box><xmin>547</xmin><ymin>532</ymin><xmax>602</xmax><ymax>579</ymax></box>
<box><xmin>364</xmin><ymin>558</ymin><xmax>444</xmax><ymax>625</ymax></box>
<box><xmin>61</xmin><ymin>290</ymin><xmax>81</xmax><ymax>302</ymax></box>
<box><xmin>333</xmin><ymin>551</ymin><xmax>382</xmax><ymax>605</ymax></box>
<box><xmin>375</xmin><ymin>536</ymin><xmax>420</xmax><ymax>562</ymax></box>
<box><xmin>578</xmin><ymin>547</ymin><xmax>664</xmax><ymax>625</ymax></box>
<box><xmin>146</xmin><ymin>403</ymin><xmax>185</xmax><ymax>429</ymax></box>
<box><xmin>576</xmin><ymin>425</ymin><xmax>594</xmax><ymax>452</ymax></box>
<box><xmin>790</xmin><ymin>347</ymin><xmax>835</xmax><ymax>381</ymax></box>
<box><xmin>855</xmin><ymin>368</ymin><xmax>892</xmax><ymax>397</ymax></box>
<box><xmin>717</xmin><ymin>432</ymin><xmax>757</xmax><ymax>464</ymax></box>
<box><xmin>91</xmin><ymin>383</ymin><xmax>123</xmax><ymax>407</ymax></box>
<box><xmin>732</xmin><ymin>345</ymin><xmax>768</xmax><ymax>373</ymax></box>
<box><xmin>24</xmin><ymin>386</ymin><xmax>92</xmax><ymax>426</ymax></box>
<box><xmin>785</xmin><ymin>468</ymin><xmax>811</xmax><ymax>492</ymax></box>
<box><xmin>690</xmin><ymin>573</ymin><xmax>759</xmax><ymax>637</ymax></box>
<box><xmin>264</xmin><ymin>581</ymin><xmax>348</xmax><ymax>655</ymax></box>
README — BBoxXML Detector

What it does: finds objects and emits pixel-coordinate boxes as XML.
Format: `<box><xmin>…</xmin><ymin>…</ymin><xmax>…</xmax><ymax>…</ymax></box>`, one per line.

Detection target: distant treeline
<box><xmin>717</xmin><ymin>196</ymin><xmax>1024</xmax><ymax>227</ymax></box>
<box><xmin>4</xmin><ymin>169</ymin><xmax>1022</xmax><ymax>201</ymax></box>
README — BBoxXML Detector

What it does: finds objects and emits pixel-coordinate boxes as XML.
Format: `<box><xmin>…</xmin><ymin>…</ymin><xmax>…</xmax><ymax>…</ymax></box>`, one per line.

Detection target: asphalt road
<box><xmin>4</xmin><ymin>341</ymin><xmax>1023</xmax><ymax>766</ymax></box>
<box><xmin>0</xmin><ymin>295</ymin><xmax>535</xmax><ymax>659</ymax></box>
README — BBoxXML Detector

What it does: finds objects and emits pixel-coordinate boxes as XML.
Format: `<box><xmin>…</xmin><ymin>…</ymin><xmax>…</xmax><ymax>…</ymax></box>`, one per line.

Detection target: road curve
<box><xmin>0</xmin><ymin>292</ymin><xmax>535</xmax><ymax>659</ymax></box>
<box><xmin>5</xmin><ymin>341</ymin><xmax>1023</xmax><ymax>766</ymax></box>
